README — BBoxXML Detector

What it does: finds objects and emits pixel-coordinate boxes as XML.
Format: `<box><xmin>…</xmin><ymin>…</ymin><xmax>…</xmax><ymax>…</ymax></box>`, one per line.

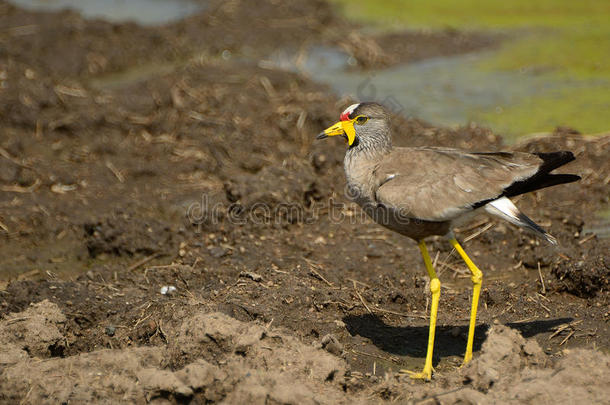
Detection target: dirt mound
<box><xmin>461</xmin><ymin>325</ymin><xmax>610</xmax><ymax>404</ymax></box>
<box><xmin>374</xmin><ymin>325</ymin><xmax>610</xmax><ymax>404</ymax></box>
<box><xmin>4</xmin><ymin>301</ymin><xmax>608</xmax><ymax>404</ymax></box>
<box><xmin>2</xmin><ymin>346</ymin><xmax>165</xmax><ymax>404</ymax></box>
<box><xmin>0</xmin><ymin>304</ymin><xmax>353</xmax><ymax>404</ymax></box>
<box><xmin>460</xmin><ymin>324</ymin><xmax>547</xmax><ymax>392</ymax></box>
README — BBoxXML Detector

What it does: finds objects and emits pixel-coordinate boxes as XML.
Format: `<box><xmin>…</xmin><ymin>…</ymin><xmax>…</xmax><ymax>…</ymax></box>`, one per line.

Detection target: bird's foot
<box><xmin>400</xmin><ymin>367</ymin><xmax>433</xmax><ymax>381</ymax></box>
<box><xmin>461</xmin><ymin>352</ymin><xmax>473</xmax><ymax>367</ymax></box>
<box><xmin>455</xmin><ymin>356</ymin><xmax>473</xmax><ymax>373</ymax></box>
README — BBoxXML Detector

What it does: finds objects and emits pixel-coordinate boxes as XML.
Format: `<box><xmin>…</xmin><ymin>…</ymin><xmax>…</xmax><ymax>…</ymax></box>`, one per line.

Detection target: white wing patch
<box><xmin>484</xmin><ymin>196</ymin><xmax>520</xmax><ymax>224</ymax></box>
<box><xmin>484</xmin><ymin>196</ymin><xmax>557</xmax><ymax>244</ymax></box>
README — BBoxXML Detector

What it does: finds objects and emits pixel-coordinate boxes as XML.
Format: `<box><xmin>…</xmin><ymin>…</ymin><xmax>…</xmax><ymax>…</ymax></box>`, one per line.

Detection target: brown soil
<box><xmin>1</xmin><ymin>1</ymin><xmax>609</xmax><ymax>403</ymax></box>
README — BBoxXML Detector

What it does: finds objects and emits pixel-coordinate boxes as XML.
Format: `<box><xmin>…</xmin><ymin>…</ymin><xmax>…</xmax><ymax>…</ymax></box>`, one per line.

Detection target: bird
<box><xmin>316</xmin><ymin>102</ymin><xmax>580</xmax><ymax>380</ymax></box>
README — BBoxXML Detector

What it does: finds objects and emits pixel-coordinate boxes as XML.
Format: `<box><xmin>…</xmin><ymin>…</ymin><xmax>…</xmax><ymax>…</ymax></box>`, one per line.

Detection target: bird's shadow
<box><xmin>343</xmin><ymin>314</ymin><xmax>572</xmax><ymax>360</ymax></box>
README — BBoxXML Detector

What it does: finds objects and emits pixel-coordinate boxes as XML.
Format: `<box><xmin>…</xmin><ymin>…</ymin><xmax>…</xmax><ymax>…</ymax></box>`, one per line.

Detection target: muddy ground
<box><xmin>1</xmin><ymin>0</ymin><xmax>609</xmax><ymax>403</ymax></box>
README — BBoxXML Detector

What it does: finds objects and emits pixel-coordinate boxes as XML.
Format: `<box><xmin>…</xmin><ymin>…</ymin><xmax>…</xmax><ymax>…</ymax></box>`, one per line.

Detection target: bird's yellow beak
<box><xmin>316</xmin><ymin>119</ymin><xmax>356</xmax><ymax>146</ymax></box>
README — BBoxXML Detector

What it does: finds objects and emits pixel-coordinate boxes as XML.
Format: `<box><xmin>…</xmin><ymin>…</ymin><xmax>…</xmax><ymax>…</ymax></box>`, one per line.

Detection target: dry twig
<box><xmin>128</xmin><ymin>252</ymin><xmax>163</xmax><ymax>271</ymax></box>
<box><xmin>105</xmin><ymin>161</ymin><xmax>125</xmax><ymax>183</ymax></box>
<box><xmin>578</xmin><ymin>233</ymin><xmax>596</xmax><ymax>245</ymax></box>
<box><xmin>463</xmin><ymin>222</ymin><xmax>494</xmax><ymax>243</ymax></box>
<box><xmin>351</xmin><ymin>349</ymin><xmax>400</xmax><ymax>364</ymax></box>
<box><xmin>303</xmin><ymin>258</ymin><xmax>335</xmax><ymax>288</ymax></box>
<box><xmin>353</xmin><ymin>280</ymin><xmax>372</xmax><ymax>314</ymax></box>
<box><xmin>549</xmin><ymin>320</ymin><xmax>583</xmax><ymax>340</ymax></box>
<box><xmin>559</xmin><ymin>330</ymin><xmax>575</xmax><ymax>346</ymax></box>
<box><xmin>537</xmin><ymin>262</ymin><xmax>546</xmax><ymax>295</ymax></box>
<box><xmin>0</xmin><ymin>179</ymin><xmax>41</xmax><ymax>193</ymax></box>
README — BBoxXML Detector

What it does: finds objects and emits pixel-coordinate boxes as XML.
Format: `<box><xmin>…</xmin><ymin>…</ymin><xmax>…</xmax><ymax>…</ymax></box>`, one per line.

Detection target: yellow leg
<box><xmin>449</xmin><ymin>238</ymin><xmax>483</xmax><ymax>364</ymax></box>
<box><xmin>401</xmin><ymin>240</ymin><xmax>440</xmax><ymax>380</ymax></box>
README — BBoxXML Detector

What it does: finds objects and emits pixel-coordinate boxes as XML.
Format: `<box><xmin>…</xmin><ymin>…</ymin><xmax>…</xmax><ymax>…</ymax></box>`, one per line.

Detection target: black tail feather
<box><xmin>534</xmin><ymin>151</ymin><xmax>576</xmax><ymax>173</ymax></box>
<box><xmin>505</xmin><ymin>173</ymin><xmax>581</xmax><ymax>198</ymax></box>
<box><xmin>504</xmin><ymin>150</ymin><xmax>580</xmax><ymax>198</ymax></box>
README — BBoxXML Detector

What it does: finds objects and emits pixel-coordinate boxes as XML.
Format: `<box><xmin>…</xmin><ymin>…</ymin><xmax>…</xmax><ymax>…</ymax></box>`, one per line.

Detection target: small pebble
<box><xmin>314</xmin><ymin>236</ymin><xmax>326</xmax><ymax>244</ymax></box>
<box><xmin>160</xmin><ymin>285</ymin><xmax>177</xmax><ymax>295</ymax></box>
<box><xmin>105</xmin><ymin>326</ymin><xmax>116</xmax><ymax>337</ymax></box>
<box><xmin>334</xmin><ymin>320</ymin><xmax>346</xmax><ymax>328</ymax></box>
<box><xmin>239</xmin><ymin>271</ymin><xmax>262</xmax><ymax>282</ymax></box>
<box><xmin>321</xmin><ymin>334</ymin><xmax>343</xmax><ymax>356</ymax></box>
<box><xmin>209</xmin><ymin>246</ymin><xmax>227</xmax><ymax>258</ymax></box>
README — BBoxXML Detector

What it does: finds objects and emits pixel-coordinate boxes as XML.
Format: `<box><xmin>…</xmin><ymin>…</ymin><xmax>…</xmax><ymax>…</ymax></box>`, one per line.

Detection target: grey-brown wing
<box><xmin>373</xmin><ymin>147</ymin><xmax>543</xmax><ymax>221</ymax></box>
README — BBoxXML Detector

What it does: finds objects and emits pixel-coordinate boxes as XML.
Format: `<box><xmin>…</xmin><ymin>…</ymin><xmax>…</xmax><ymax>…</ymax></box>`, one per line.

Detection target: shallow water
<box><xmin>265</xmin><ymin>46</ymin><xmax>602</xmax><ymax>141</ymax></box>
<box><xmin>10</xmin><ymin>0</ymin><xmax>203</xmax><ymax>25</ymax></box>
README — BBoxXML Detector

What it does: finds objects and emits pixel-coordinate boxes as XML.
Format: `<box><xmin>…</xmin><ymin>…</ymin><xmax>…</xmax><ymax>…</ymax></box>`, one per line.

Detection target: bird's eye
<box><xmin>355</xmin><ymin>115</ymin><xmax>368</xmax><ymax>125</ymax></box>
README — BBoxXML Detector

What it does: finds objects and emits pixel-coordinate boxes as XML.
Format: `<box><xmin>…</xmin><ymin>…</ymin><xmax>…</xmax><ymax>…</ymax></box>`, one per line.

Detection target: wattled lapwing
<box><xmin>317</xmin><ymin>102</ymin><xmax>580</xmax><ymax>380</ymax></box>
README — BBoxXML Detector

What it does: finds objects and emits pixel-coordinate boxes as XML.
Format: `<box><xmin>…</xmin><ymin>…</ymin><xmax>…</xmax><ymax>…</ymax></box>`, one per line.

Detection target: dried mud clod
<box><xmin>0</xmin><ymin>299</ymin><xmax>66</xmax><ymax>363</ymax></box>
<box><xmin>550</xmin><ymin>255</ymin><xmax>609</xmax><ymax>298</ymax></box>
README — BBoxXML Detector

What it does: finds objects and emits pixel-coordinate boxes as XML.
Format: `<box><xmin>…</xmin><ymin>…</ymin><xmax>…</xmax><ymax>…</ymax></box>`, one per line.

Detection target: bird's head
<box><xmin>316</xmin><ymin>102</ymin><xmax>391</xmax><ymax>150</ymax></box>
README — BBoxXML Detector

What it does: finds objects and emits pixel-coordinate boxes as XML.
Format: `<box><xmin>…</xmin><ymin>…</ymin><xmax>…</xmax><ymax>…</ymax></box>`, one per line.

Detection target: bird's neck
<box><xmin>343</xmin><ymin>134</ymin><xmax>392</xmax><ymax>200</ymax></box>
<box><xmin>346</xmin><ymin>131</ymin><xmax>393</xmax><ymax>160</ymax></box>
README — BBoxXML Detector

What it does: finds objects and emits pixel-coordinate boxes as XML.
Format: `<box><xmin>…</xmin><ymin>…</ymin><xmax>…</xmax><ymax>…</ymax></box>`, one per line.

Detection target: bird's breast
<box><xmin>344</xmin><ymin>160</ymin><xmax>377</xmax><ymax>205</ymax></box>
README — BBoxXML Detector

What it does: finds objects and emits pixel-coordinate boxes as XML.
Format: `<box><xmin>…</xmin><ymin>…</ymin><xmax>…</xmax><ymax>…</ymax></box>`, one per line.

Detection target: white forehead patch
<box><xmin>342</xmin><ymin>103</ymin><xmax>360</xmax><ymax>117</ymax></box>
